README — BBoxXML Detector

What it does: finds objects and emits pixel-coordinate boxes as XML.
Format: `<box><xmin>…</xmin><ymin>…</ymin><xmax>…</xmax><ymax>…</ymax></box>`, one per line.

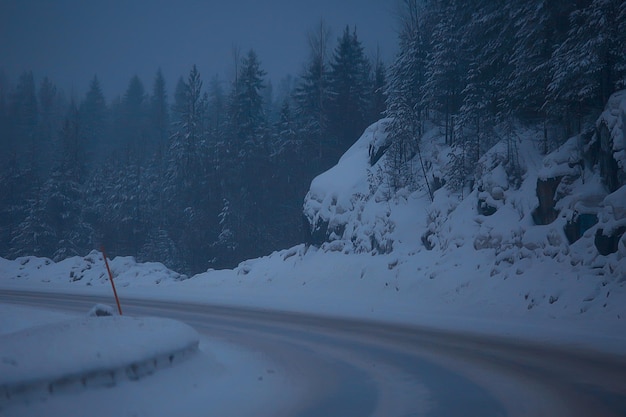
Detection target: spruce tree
<box><xmin>43</xmin><ymin>103</ymin><xmax>92</xmax><ymax>261</ymax></box>
<box><xmin>228</xmin><ymin>49</ymin><xmax>266</xmax><ymax>148</ymax></box>
<box><xmin>370</xmin><ymin>50</ymin><xmax>387</xmax><ymax>122</ymax></box>
<box><xmin>207</xmin><ymin>75</ymin><xmax>225</xmax><ymax>142</ymax></box>
<box><xmin>37</xmin><ymin>76</ymin><xmax>60</xmax><ymax>175</ymax></box>
<box><xmin>166</xmin><ymin>65</ymin><xmax>217</xmax><ymax>274</ymax></box>
<box><xmin>293</xmin><ymin>20</ymin><xmax>332</xmax><ymax>170</ymax></box>
<box><xmin>548</xmin><ymin>0</ymin><xmax>626</xmax><ymax>133</ymax></box>
<box><xmin>150</xmin><ymin>68</ymin><xmax>169</xmax><ymax>150</ymax></box>
<box><xmin>8</xmin><ymin>71</ymin><xmax>38</xmax><ymax>162</ymax></box>
<box><xmin>220</xmin><ymin>49</ymin><xmax>269</xmax><ymax>262</ymax></box>
<box><xmin>385</xmin><ymin>0</ymin><xmax>429</xmax><ymax>192</ymax></box>
<box><xmin>121</xmin><ymin>75</ymin><xmax>147</xmax><ymax>157</ymax></box>
<box><xmin>328</xmin><ymin>26</ymin><xmax>372</xmax><ymax>155</ymax></box>
<box><xmin>170</xmin><ymin>65</ymin><xmax>205</xmax><ymax>183</ymax></box>
<box><xmin>422</xmin><ymin>0</ymin><xmax>466</xmax><ymax>146</ymax></box>
<box><xmin>79</xmin><ymin>76</ymin><xmax>107</xmax><ymax>162</ymax></box>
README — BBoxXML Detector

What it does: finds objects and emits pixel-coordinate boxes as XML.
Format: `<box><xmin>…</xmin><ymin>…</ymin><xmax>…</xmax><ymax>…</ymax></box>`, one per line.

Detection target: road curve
<box><xmin>1</xmin><ymin>289</ymin><xmax>625</xmax><ymax>417</ymax></box>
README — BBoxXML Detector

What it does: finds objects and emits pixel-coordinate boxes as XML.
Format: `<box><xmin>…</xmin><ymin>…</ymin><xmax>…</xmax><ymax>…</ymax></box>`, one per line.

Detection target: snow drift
<box><xmin>0</xmin><ymin>313</ymin><xmax>199</xmax><ymax>408</ymax></box>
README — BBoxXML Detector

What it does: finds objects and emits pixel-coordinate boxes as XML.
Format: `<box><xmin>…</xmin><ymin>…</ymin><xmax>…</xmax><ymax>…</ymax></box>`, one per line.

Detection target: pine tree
<box><xmin>170</xmin><ymin>65</ymin><xmax>206</xmax><ymax>183</ymax></box>
<box><xmin>42</xmin><ymin>104</ymin><xmax>92</xmax><ymax>261</ymax></box>
<box><xmin>3</xmin><ymin>72</ymin><xmax>46</xmax><ymax>249</ymax></box>
<box><xmin>508</xmin><ymin>0</ymin><xmax>574</xmax><ymax>153</ymax></box>
<box><xmin>211</xmin><ymin>198</ymin><xmax>237</xmax><ymax>265</ymax></box>
<box><xmin>87</xmin><ymin>154</ymin><xmax>151</xmax><ymax>257</ymax></box>
<box><xmin>79</xmin><ymin>76</ymin><xmax>107</xmax><ymax>162</ymax></box>
<box><xmin>120</xmin><ymin>75</ymin><xmax>148</xmax><ymax>157</ymax></box>
<box><xmin>509</xmin><ymin>1</ymin><xmax>571</xmax><ymax>120</ymax></box>
<box><xmin>293</xmin><ymin>20</ymin><xmax>332</xmax><ymax>170</ymax></box>
<box><xmin>150</xmin><ymin>68</ymin><xmax>169</xmax><ymax>150</ymax></box>
<box><xmin>219</xmin><ymin>49</ymin><xmax>270</xmax><ymax>261</ymax></box>
<box><xmin>1</xmin><ymin>155</ymin><xmax>42</xmax><ymax>257</ymax></box>
<box><xmin>165</xmin><ymin>65</ymin><xmax>218</xmax><ymax>274</ymax></box>
<box><xmin>450</xmin><ymin>0</ymin><xmax>515</xmax><ymax>189</ymax></box>
<box><xmin>8</xmin><ymin>71</ymin><xmax>39</xmax><ymax>162</ymax></box>
<box><xmin>171</xmin><ymin>76</ymin><xmax>187</xmax><ymax>127</ymax></box>
<box><xmin>0</xmin><ymin>71</ymin><xmax>9</xmax><ymax>158</ymax></box>
<box><xmin>207</xmin><ymin>75</ymin><xmax>225</xmax><ymax>142</ymax></box>
<box><xmin>422</xmin><ymin>0</ymin><xmax>467</xmax><ymax>146</ymax></box>
<box><xmin>37</xmin><ymin>76</ymin><xmax>61</xmax><ymax>175</ymax></box>
<box><xmin>548</xmin><ymin>0</ymin><xmax>626</xmax><ymax>134</ymax></box>
<box><xmin>138</xmin><ymin>227</ymin><xmax>183</xmax><ymax>271</ymax></box>
<box><xmin>11</xmin><ymin>71</ymin><xmax>39</xmax><ymax>136</ymax></box>
<box><xmin>370</xmin><ymin>50</ymin><xmax>387</xmax><ymax>122</ymax></box>
<box><xmin>147</xmin><ymin>69</ymin><xmax>170</xmax><ymax>227</ymax></box>
<box><xmin>269</xmin><ymin>97</ymin><xmax>313</xmax><ymax>254</ymax></box>
<box><xmin>228</xmin><ymin>49</ymin><xmax>266</xmax><ymax>147</ymax></box>
<box><xmin>274</xmin><ymin>98</ymin><xmax>297</xmax><ymax>155</ymax></box>
<box><xmin>384</xmin><ymin>0</ymin><xmax>429</xmax><ymax>192</ymax></box>
<box><xmin>328</xmin><ymin>26</ymin><xmax>372</xmax><ymax>154</ymax></box>
<box><xmin>7</xmin><ymin>195</ymin><xmax>54</xmax><ymax>258</ymax></box>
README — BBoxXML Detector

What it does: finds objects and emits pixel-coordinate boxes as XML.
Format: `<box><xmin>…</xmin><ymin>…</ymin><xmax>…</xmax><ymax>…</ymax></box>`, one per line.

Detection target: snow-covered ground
<box><xmin>3</xmin><ymin>113</ymin><xmax>625</xmax><ymax>348</ymax></box>
<box><xmin>0</xmin><ymin>302</ymin><xmax>302</xmax><ymax>417</ymax></box>
<box><xmin>1</xmin><ymin>92</ymin><xmax>625</xmax><ymax>415</ymax></box>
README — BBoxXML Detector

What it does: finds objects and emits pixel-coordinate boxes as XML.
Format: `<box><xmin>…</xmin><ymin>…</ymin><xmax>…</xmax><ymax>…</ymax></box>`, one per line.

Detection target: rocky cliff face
<box><xmin>302</xmin><ymin>91</ymin><xmax>626</xmax><ymax>280</ymax></box>
<box><xmin>302</xmin><ymin>119</ymin><xmax>396</xmax><ymax>254</ymax></box>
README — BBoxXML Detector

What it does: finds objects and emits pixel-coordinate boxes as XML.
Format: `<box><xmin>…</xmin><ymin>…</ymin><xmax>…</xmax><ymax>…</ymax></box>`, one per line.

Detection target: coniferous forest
<box><xmin>1</xmin><ymin>0</ymin><xmax>625</xmax><ymax>275</ymax></box>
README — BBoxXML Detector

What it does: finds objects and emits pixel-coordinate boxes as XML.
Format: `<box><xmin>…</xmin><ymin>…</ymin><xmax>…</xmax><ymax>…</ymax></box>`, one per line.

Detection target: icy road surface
<box><xmin>2</xmin><ymin>290</ymin><xmax>626</xmax><ymax>417</ymax></box>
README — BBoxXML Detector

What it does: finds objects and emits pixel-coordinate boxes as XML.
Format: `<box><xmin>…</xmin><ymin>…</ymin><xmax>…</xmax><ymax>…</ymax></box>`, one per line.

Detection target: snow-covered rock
<box><xmin>595</xmin><ymin>89</ymin><xmax>626</xmax><ymax>191</ymax></box>
<box><xmin>88</xmin><ymin>304</ymin><xmax>116</xmax><ymax>317</ymax></box>
<box><xmin>303</xmin><ymin>119</ymin><xmax>395</xmax><ymax>253</ymax></box>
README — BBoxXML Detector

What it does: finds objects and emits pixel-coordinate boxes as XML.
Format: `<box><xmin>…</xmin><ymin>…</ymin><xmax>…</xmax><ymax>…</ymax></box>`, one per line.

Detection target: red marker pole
<box><xmin>101</xmin><ymin>246</ymin><xmax>123</xmax><ymax>315</ymax></box>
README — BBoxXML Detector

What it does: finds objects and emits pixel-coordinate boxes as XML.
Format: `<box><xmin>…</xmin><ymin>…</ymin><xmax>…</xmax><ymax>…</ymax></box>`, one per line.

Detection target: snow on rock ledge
<box><xmin>303</xmin><ymin>119</ymin><xmax>394</xmax><ymax>253</ymax></box>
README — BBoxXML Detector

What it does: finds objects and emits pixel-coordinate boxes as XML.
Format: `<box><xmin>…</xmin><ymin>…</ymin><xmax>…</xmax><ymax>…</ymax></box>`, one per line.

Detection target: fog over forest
<box><xmin>1</xmin><ymin>0</ymin><xmax>625</xmax><ymax>274</ymax></box>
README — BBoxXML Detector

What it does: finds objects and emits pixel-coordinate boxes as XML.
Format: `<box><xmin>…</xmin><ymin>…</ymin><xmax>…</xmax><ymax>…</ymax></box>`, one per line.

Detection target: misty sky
<box><xmin>1</xmin><ymin>0</ymin><xmax>398</xmax><ymax>100</ymax></box>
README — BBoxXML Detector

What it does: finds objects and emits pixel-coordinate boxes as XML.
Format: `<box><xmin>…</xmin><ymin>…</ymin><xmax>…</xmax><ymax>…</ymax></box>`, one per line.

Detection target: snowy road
<box><xmin>2</xmin><ymin>289</ymin><xmax>625</xmax><ymax>417</ymax></box>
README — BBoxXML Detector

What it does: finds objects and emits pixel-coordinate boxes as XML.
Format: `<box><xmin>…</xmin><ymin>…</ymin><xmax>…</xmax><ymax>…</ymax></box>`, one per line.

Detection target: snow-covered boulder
<box><xmin>594</xmin><ymin>186</ymin><xmax>626</xmax><ymax>256</ymax></box>
<box><xmin>475</xmin><ymin>141</ymin><xmax>515</xmax><ymax>216</ymax></box>
<box><xmin>303</xmin><ymin>120</ymin><xmax>395</xmax><ymax>253</ymax></box>
<box><xmin>88</xmin><ymin>304</ymin><xmax>116</xmax><ymax>317</ymax></box>
<box><xmin>538</xmin><ymin>135</ymin><xmax>585</xmax><ymax>181</ymax></box>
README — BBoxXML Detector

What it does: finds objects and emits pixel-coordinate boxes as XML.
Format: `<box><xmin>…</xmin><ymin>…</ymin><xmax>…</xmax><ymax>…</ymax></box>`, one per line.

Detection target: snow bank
<box><xmin>0</xmin><ymin>314</ymin><xmax>198</xmax><ymax>406</ymax></box>
<box><xmin>0</xmin><ymin>250</ymin><xmax>186</xmax><ymax>289</ymax></box>
<box><xmin>0</xmin><ymin>302</ymin><xmax>304</xmax><ymax>417</ymax></box>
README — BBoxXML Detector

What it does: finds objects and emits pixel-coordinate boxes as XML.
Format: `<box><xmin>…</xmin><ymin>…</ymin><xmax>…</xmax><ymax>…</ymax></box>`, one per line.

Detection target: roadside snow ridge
<box><xmin>0</xmin><ymin>316</ymin><xmax>199</xmax><ymax>404</ymax></box>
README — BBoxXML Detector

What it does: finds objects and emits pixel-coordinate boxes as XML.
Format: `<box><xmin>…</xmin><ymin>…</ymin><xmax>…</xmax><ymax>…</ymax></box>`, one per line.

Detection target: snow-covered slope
<box><xmin>0</xmin><ymin>304</ymin><xmax>200</xmax><ymax>414</ymax></box>
<box><xmin>1</xmin><ymin>315</ymin><xmax>198</xmax><ymax>390</ymax></box>
<box><xmin>0</xmin><ymin>303</ymin><xmax>300</xmax><ymax>417</ymax></box>
<box><xmin>2</xmin><ymin>92</ymin><xmax>626</xmax><ymax>354</ymax></box>
<box><xmin>300</xmin><ymin>91</ymin><xmax>626</xmax><ymax>288</ymax></box>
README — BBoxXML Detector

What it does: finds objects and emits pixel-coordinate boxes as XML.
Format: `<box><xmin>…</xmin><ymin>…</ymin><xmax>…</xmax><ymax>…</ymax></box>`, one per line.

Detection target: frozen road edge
<box><xmin>0</xmin><ymin>315</ymin><xmax>199</xmax><ymax>406</ymax></box>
